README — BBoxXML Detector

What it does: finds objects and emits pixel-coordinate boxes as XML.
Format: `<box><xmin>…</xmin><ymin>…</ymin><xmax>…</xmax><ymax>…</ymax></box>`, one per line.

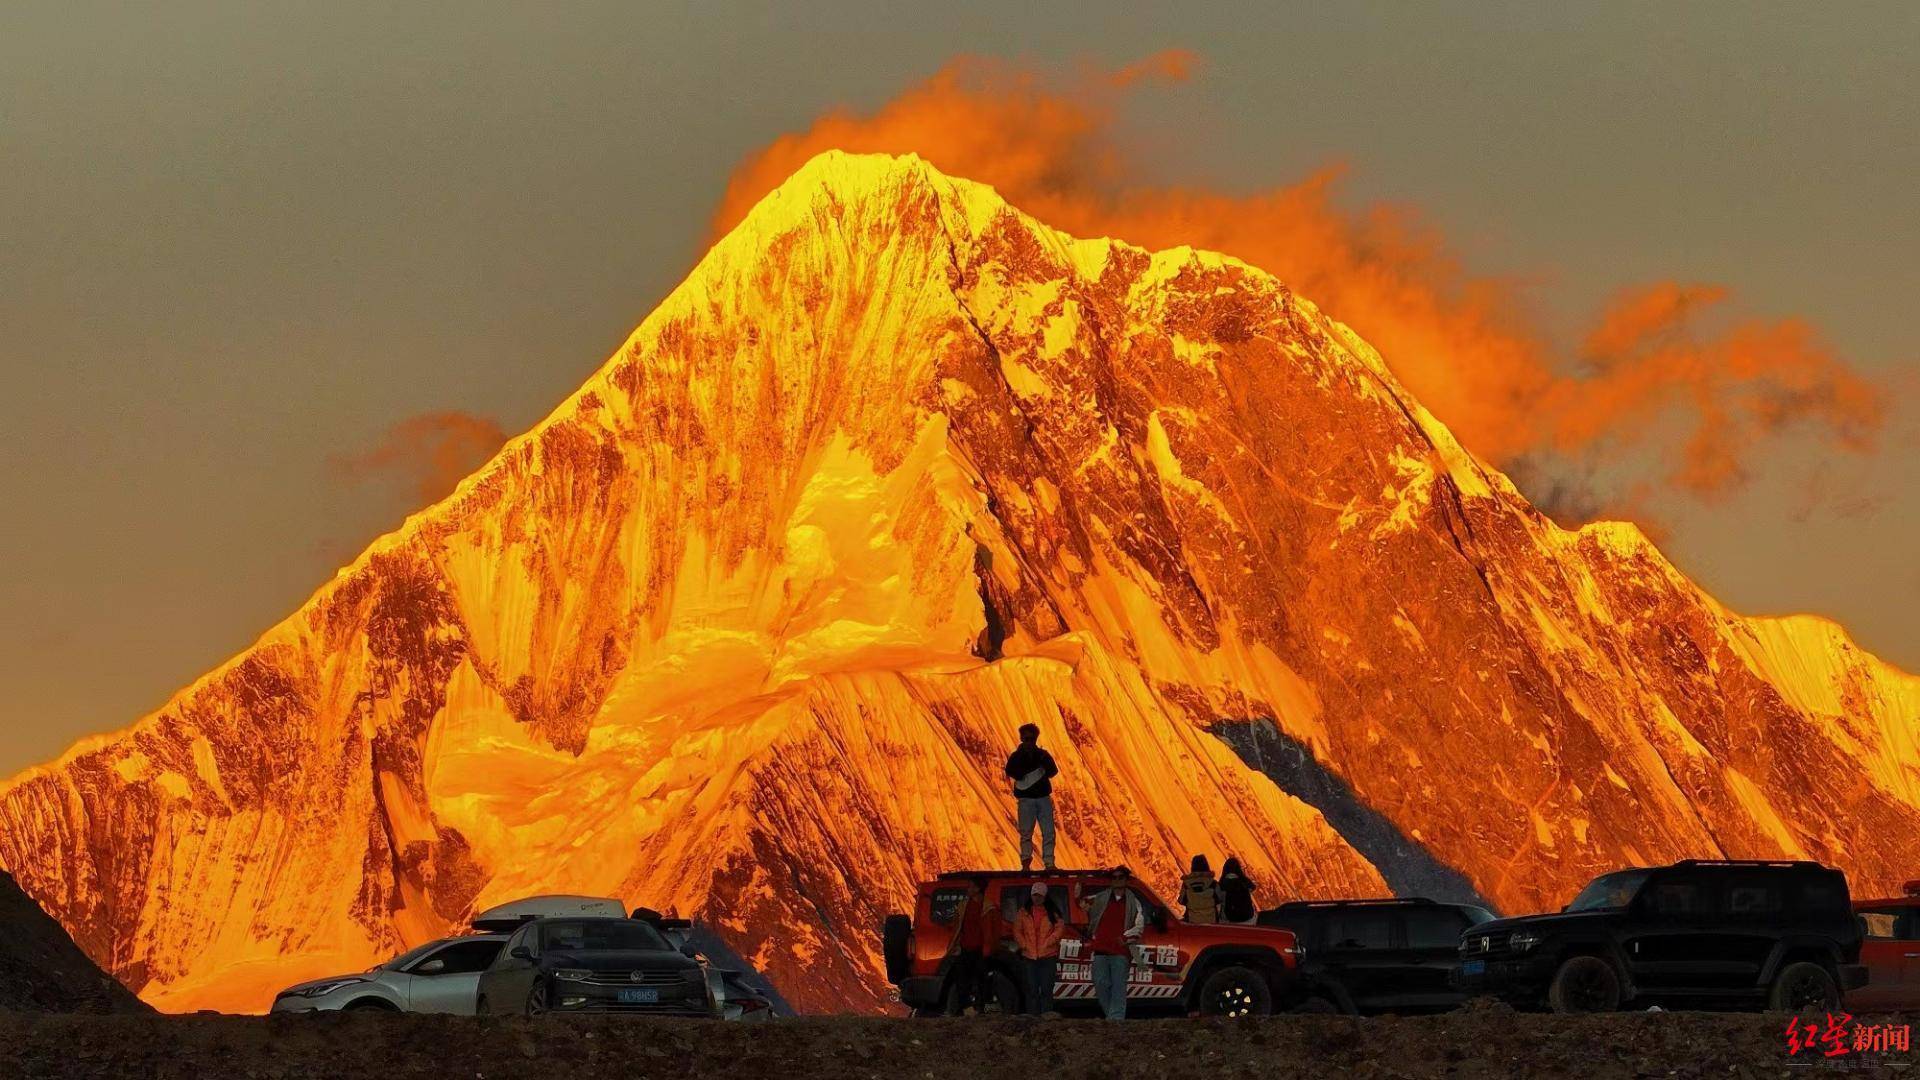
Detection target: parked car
<box><xmin>711</xmin><ymin>967</ymin><xmax>776</xmax><ymax>1021</ymax></box>
<box><xmin>1257</xmin><ymin>898</ymin><xmax>1495</xmax><ymax>1014</ymax></box>
<box><xmin>882</xmin><ymin>867</ymin><xmax>1303</xmax><ymax>1017</ymax></box>
<box><xmin>1851</xmin><ymin>879</ymin><xmax>1920</xmax><ymax>1011</ymax></box>
<box><xmin>1455</xmin><ymin>859</ymin><xmax>1868</xmax><ymax>1013</ymax></box>
<box><xmin>649</xmin><ymin>913</ymin><xmax>777</xmax><ymax>1021</ymax></box>
<box><xmin>476</xmin><ymin>916</ymin><xmax>713</xmax><ymax>1016</ymax></box>
<box><xmin>270</xmin><ymin>934</ymin><xmax>506</xmax><ymax>1014</ymax></box>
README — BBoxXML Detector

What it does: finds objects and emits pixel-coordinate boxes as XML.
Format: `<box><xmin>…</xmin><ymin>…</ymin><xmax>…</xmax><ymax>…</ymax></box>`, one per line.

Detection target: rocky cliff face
<box><xmin>2</xmin><ymin>153</ymin><xmax>1915</xmax><ymax>1013</ymax></box>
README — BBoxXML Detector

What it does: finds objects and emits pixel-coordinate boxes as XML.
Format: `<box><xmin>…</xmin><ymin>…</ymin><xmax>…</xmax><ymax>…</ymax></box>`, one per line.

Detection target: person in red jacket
<box><xmin>1079</xmin><ymin>877</ymin><xmax>1144</xmax><ymax>1020</ymax></box>
<box><xmin>1011</xmin><ymin>883</ymin><xmax>1065</xmax><ymax>1015</ymax></box>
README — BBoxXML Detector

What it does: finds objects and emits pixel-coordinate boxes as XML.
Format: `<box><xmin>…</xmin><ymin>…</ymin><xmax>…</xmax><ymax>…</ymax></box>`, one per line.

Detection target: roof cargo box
<box><xmin>471</xmin><ymin>894</ymin><xmax>627</xmax><ymax>931</ymax></box>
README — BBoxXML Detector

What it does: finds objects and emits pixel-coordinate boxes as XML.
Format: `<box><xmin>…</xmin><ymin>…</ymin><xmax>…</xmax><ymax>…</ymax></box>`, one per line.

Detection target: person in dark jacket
<box><xmin>1177</xmin><ymin>854</ymin><xmax>1220</xmax><ymax>924</ymax></box>
<box><xmin>1218</xmin><ymin>856</ymin><xmax>1257</xmax><ymax>924</ymax></box>
<box><xmin>943</xmin><ymin>884</ymin><xmax>995</xmax><ymax>1014</ymax></box>
<box><xmin>1004</xmin><ymin>724</ymin><xmax>1059</xmax><ymax>870</ymax></box>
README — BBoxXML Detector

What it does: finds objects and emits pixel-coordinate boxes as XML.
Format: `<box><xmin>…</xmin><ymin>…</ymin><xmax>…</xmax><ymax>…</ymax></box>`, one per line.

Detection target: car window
<box><xmin>1723</xmin><ymin>874</ymin><xmax>1785</xmax><ymax>918</ymax></box>
<box><xmin>1858</xmin><ymin>907</ymin><xmax>1918</xmax><ymax>939</ymax></box>
<box><xmin>928</xmin><ymin>888</ymin><xmax>970</xmax><ymax>927</ymax></box>
<box><xmin>1325</xmin><ymin>911</ymin><xmax>1394</xmax><ymax>950</ymax></box>
<box><xmin>1793</xmin><ymin>876</ymin><xmax>1848</xmax><ymax>919</ymax></box>
<box><xmin>497</xmin><ymin>924</ymin><xmax>534</xmax><ymax>963</ymax></box>
<box><xmin>413</xmin><ymin>939</ymin><xmax>504</xmax><ymax>975</ymax></box>
<box><xmin>1567</xmin><ymin>870</ymin><xmax>1648</xmax><ymax>912</ymax></box>
<box><xmin>1644</xmin><ymin>875</ymin><xmax>1715</xmax><ymax>918</ymax></box>
<box><xmin>1461</xmin><ymin>906</ymin><xmax>1497</xmax><ymax>926</ymax></box>
<box><xmin>1860</xmin><ymin>909</ymin><xmax>1902</xmax><ymax>939</ymax></box>
<box><xmin>540</xmin><ymin>919</ymin><xmax>669</xmax><ymax>952</ymax></box>
<box><xmin>1403</xmin><ymin>908</ymin><xmax>1468</xmax><ymax>949</ymax></box>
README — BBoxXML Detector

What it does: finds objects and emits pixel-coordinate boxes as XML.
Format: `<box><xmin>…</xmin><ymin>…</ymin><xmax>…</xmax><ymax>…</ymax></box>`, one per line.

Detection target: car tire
<box><xmin>525</xmin><ymin>979</ymin><xmax>550</xmax><ymax>1017</ymax></box>
<box><xmin>1197</xmin><ymin>965</ymin><xmax>1273</xmax><ymax>1018</ymax></box>
<box><xmin>1769</xmin><ymin>962</ymin><xmax>1839</xmax><ymax>1013</ymax></box>
<box><xmin>882</xmin><ymin>915</ymin><xmax>913</xmax><ymax>984</ymax></box>
<box><xmin>1547</xmin><ymin>955</ymin><xmax>1621</xmax><ymax>1014</ymax></box>
<box><xmin>342</xmin><ymin>999</ymin><xmax>395</xmax><ymax>1012</ymax></box>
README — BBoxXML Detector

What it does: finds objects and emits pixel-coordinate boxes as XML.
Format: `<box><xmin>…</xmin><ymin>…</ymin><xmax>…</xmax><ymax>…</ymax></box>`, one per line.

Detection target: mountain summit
<box><xmin>3</xmin><ymin>152</ymin><xmax>1915</xmax><ymax>1012</ymax></box>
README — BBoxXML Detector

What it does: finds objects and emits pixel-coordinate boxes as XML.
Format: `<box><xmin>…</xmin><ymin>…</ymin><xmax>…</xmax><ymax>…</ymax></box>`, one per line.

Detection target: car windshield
<box><xmin>542</xmin><ymin>919</ymin><xmax>669</xmax><ymax>952</ymax></box>
<box><xmin>1567</xmin><ymin>870</ymin><xmax>1650</xmax><ymax>912</ymax></box>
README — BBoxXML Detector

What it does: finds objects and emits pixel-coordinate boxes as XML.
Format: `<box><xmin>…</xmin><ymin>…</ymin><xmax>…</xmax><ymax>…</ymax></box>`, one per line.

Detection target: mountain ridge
<box><xmin>3</xmin><ymin>151</ymin><xmax>1915</xmax><ymax>1014</ymax></box>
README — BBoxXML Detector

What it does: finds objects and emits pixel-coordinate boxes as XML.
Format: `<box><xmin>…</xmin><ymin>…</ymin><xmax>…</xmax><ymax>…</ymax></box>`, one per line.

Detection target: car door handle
<box><xmin>1903</xmin><ymin>952</ymin><xmax>1920</xmax><ymax>958</ymax></box>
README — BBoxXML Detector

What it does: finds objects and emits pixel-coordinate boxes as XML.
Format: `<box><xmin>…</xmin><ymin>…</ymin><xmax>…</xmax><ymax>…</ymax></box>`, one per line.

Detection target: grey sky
<box><xmin>2</xmin><ymin>2</ymin><xmax>1915</xmax><ymax>774</ymax></box>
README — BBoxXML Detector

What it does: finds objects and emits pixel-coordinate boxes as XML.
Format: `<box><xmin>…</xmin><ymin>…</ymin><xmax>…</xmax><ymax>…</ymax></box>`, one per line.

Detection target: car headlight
<box><xmin>1509</xmin><ymin>931</ymin><xmax>1542</xmax><ymax>952</ymax></box>
<box><xmin>298</xmin><ymin>978</ymin><xmax>367</xmax><ymax>997</ymax></box>
<box><xmin>554</xmin><ymin>969</ymin><xmax>594</xmax><ymax>982</ymax></box>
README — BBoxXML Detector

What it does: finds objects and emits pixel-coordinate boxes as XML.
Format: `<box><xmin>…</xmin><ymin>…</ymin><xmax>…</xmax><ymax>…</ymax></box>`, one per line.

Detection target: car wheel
<box><xmin>1197</xmin><ymin>965</ymin><xmax>1273</xmax><ymax>1018</ymax></box>
<box><xmin>1547</xmin><ymin>956</ymin><xmax>1621</xmax><ymax>1014</ymax></box>
<box><xmin>525</xmin><ymin>979</ymin><xmax>550</xmax><ymax>1017</ymax></box>
<box><xmin>1769</xmin><ymin>962</ymin><xmax>1838</xmax><ymax>1013</ymax></box>
<box><xmin>343</xmin><ymin>999</ymin><xmax>395</xmax><ymax>1012</ymax></box>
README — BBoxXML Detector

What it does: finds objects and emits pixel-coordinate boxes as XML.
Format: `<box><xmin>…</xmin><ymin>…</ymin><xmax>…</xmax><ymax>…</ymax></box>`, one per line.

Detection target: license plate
<box><xmin>1461</xmin><ymin>960</ymin><xmax>1485</xmax><ymax>976</ymax></box>
<box><xmin>617</xmin><ymin>988</ymin><xmax>660</xmax><ymax>1004</ymax></box>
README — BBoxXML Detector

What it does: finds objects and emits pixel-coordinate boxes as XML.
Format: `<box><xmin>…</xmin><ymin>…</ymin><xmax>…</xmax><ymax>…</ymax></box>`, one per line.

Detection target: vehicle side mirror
<box><xmin>509</xmin><ymin>946</ymin><xmax>532</xmax><ymax>961</ymax></box>
<box><xmin>416</xmin><ymin>958</ymin><xmax>445</xmax><ymax>974</ymax></box>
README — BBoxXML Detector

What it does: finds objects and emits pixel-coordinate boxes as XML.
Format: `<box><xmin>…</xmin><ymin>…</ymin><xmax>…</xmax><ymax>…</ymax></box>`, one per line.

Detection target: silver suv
<box><xmin>270</xmin><ymin>934</ymin><xmax>506</xmax><ymax>1014</ymax></box>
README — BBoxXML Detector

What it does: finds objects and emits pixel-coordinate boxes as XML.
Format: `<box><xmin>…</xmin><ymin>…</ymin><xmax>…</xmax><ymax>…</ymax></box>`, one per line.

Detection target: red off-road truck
<box><xmin>1852</xmin><ymin>879</ymin><xmax>1920</xmax><ymax>1011</ymax></box>
<box><xmin>882</xmin><ymin>867</ymin><xmax>1303</xmax><ymax>1017</ymax></box>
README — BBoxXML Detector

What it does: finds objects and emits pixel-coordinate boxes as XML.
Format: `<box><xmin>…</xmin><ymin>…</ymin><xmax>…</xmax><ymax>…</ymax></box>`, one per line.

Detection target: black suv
<box><xmin>1455</xmin><ymin>859</ymin><xmax>1868</xmax><ymax>1013</ymax></box>
<box><xmin>1257</xmin><ymin>898</ymin><xmax>1495</xmax><ymax>1014</ymax></box>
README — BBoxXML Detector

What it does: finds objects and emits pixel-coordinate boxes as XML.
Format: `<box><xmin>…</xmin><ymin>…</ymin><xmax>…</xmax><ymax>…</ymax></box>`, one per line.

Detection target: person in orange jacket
<box><xmin>1010</xmin><ymin>882</ymin><xmax>1065</xmax><ymax>1015</ymax></box>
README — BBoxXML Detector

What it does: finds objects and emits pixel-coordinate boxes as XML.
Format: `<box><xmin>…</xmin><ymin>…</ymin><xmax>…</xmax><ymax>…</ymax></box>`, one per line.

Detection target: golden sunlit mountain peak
<box><xmin>1</xmin><ymin>152</ymin><xmax>1914</xmax><ymax>1015</ymax></box>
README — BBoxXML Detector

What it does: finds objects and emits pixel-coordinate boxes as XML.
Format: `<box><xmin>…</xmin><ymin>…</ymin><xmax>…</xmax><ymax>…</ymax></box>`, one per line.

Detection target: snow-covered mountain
<box><xmin>3</xmin><ymin>153</ymin><xmax>1915</xmax><ymax>1013</ymax></box>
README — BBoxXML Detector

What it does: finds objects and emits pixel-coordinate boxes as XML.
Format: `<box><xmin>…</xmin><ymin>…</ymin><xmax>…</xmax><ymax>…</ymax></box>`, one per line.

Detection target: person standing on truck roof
<box><xmin>1178</xmin><ymin>854</ymin><xmax>1220</xmax><ymax>924</ymax></box>
<box><xmin>1004</xmin><ymin>724</ymin><xmax>1059</xmax><ymax>871</ymax></box>
<box><xmin>1080</xmin><ymin>878</ymin><xmax>1144</xmax><ymax>1021</ymax></box>
<box><xmin>1218</xmin><ymin>856</ymin><xmax>1258</xmax><ymax>924</ymax></box>
<box><xmin>944</xmin><ymin>884</ymin><xmax>994</xmax><ymax>1014</ymax></box>
<box><xmin>1012</xmin><ymin>882</ymin><xmax>1065</xmax><ymax>1016</ymax></box>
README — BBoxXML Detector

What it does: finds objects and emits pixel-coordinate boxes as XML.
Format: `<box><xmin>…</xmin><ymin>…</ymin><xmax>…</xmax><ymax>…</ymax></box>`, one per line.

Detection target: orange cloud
<box><xmin>715</xmin><ymin>52</ymin><xmax>1886</xmax><ymax>507</ymax></box>
<box><xmin>331</xmin><ymin>411</ymin><xmax>507</xmax><ymax>503</ymax></box>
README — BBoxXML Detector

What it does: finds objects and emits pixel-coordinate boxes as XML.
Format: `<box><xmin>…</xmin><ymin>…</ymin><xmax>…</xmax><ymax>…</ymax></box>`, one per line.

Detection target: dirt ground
<box><xmin>0</xmin><ymin>1006</ymin><xmax>1914</xmax><ymax>1080</ymax></box>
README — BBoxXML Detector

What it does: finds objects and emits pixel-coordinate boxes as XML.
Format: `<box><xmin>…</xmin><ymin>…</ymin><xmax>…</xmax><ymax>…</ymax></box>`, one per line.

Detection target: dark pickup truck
<box><xmin>1455</xmin><ymin>859</ymin><xmax>1868</xmax><ymax>1013</ymax></box>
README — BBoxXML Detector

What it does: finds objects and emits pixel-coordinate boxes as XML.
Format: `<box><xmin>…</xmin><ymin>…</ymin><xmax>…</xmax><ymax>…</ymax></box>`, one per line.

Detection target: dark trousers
<box><xmin>1022</xmin><ymin>956</ymin><xmax>1057</xmax><ymax>1015</ymax></box>
<box><xmin>944</xmin><ymin>951</ymin><xmax>991</xmax><ymax>1014</ymax></box>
